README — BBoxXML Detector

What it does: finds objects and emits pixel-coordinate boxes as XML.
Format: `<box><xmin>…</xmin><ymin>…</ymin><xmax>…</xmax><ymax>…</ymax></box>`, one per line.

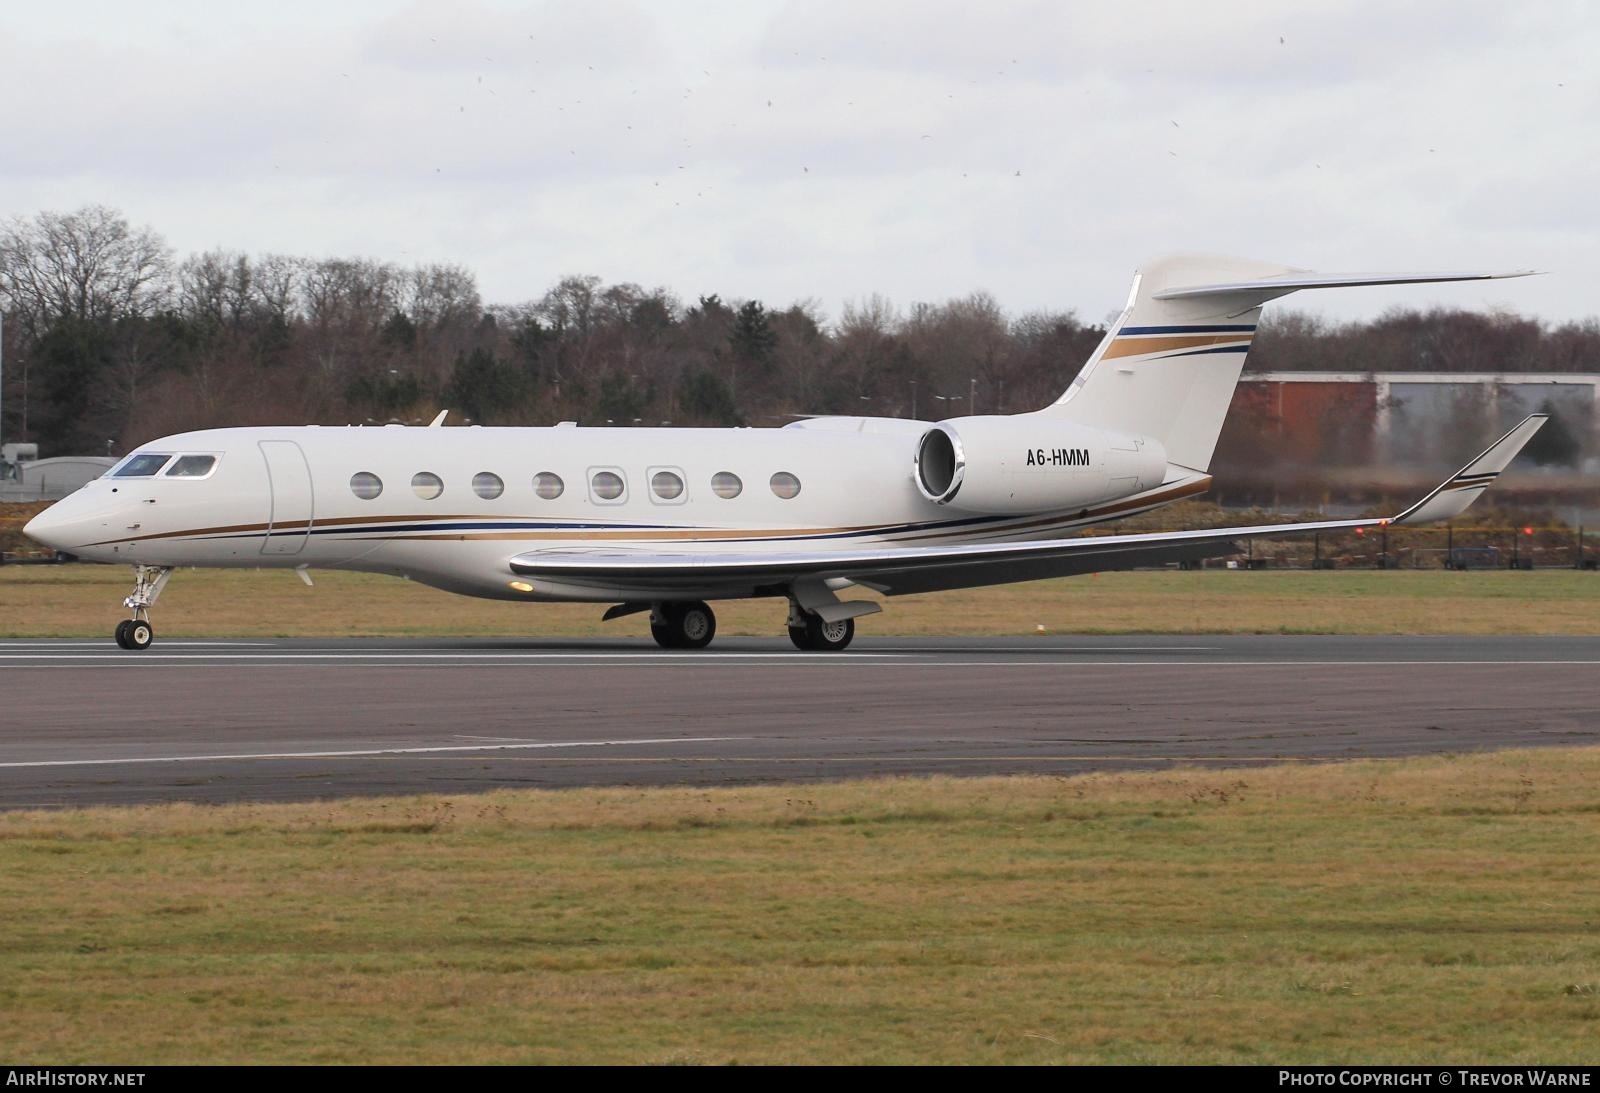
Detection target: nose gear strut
<box><xmin>115</xmin><ymin>565</ymin><xmax>172</xmax><ymax>650</ymax></box>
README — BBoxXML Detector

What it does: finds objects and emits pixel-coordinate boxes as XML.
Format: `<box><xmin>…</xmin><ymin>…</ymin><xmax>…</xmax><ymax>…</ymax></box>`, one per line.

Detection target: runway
<box><xmin>1</xmin><ymin>635</ymin><xmax>1596</xmax><ymax>808</ymax></box>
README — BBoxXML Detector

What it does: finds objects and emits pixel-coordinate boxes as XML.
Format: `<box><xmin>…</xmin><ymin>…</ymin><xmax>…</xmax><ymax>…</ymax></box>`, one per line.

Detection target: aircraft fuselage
<box><xmin>32</xmin><ymin>420</ymin><xmax>1196</xmax><ymax>602</ymax></box>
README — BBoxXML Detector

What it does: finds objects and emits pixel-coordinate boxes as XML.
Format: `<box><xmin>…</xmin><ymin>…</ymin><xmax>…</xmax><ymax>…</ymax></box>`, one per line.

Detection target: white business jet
<box><xmin>25</xmin><ymin>255</ymin><xmax>1543</xmax><ymax>652</ymax></box>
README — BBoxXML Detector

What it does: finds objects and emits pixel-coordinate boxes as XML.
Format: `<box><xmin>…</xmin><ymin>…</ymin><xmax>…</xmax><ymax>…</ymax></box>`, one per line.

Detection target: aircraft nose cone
<box><xmin>22</xmin><ymin>507</ymin><xmax>67</xmax><ymax>551</ymax></box>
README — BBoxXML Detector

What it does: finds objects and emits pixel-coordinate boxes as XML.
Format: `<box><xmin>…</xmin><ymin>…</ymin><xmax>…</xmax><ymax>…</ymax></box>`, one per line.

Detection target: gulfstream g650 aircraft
<box><xmin>25</xmin><ymin>254</ymin><xmax>1544</xmax><ymax>652</ymax></box>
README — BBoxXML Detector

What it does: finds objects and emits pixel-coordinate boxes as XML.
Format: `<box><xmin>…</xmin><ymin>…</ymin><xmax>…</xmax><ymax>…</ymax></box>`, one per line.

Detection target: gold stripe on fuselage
<box><xmin>87</xmin><ymin>511</ymin><xmax>490</xmax><ymax>547</ymax></box>
<box><xmin>896</xmin><ymin>476</ymin><xmax>1213</xmax><ymax>543</ymax></box>
<box><xmin>84</xmin><ymin>476</ymin><xmax>1213</xmax><ymax>550</ymax></box>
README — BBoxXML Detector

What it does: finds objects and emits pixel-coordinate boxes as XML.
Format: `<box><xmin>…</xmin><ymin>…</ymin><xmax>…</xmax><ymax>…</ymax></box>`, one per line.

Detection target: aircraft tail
<box><xmin>1038</xmin><ymin>254</ymin><xmax>1535</xmax><ymax>472</ymax></box>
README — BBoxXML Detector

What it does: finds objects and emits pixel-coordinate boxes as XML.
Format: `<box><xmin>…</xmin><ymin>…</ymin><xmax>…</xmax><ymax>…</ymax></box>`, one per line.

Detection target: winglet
<box><xmin>1390</xmin><ymin>414</ymin><xmax>1548</xmax><ymax>526</ymax></box>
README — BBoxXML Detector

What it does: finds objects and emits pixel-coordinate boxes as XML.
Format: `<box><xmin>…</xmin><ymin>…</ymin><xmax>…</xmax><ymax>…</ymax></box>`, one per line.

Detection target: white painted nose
<box><xmin>22</xmin><ymin>491</ymin><xmax>118</xmax><ymax>555</ymax></box>
<box><xmin>22</xmin><ymin>506</ymin><xmax>68</xmax><ymax>551</ymax></box>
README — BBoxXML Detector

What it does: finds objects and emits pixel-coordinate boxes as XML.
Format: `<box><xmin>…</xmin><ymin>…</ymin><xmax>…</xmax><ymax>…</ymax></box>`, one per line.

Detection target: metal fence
<box><xmin>0</xmin><ymin>484</ymin><xmax>81</xmax><ymax>503</ymax></box>
<box><xmin>1192</xmin><ymin>525</ymin><xmax>1596</xmax><ymax>571</ymax></box>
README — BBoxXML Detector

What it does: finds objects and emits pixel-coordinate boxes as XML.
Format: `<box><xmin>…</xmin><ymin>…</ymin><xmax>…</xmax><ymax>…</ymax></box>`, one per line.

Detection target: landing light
<box><xmin>508</xmin><ymin>581</ymin><xmax>535</xmax><ymax>593</ymax></box>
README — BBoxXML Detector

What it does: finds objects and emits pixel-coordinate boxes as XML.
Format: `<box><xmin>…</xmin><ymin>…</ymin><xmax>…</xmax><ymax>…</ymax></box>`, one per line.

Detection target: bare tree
<box><xmin>301</xmin><ymin>258</ymin><xmax>399</xmax><ymax>330</ymax></box>
<box><xmin>404</xmin><ymin>262</ymin><xmax>480</xmax><ymax>328</ymax></box>
<box><xmin>179</xmin><ymin>250</ymin><xmax>247</xmax><ymax>329</ymax></box>
<box><xmin>538</xmin><ymin>274</ymin><xmax>602</xmax><ymax>338</ymax></box>
<box><xmin>0</xmin><ymin>205</ymin><xmax>171</xmax><ymax>338</ymax></box>
<box><xmin>904</xmin><ymin>291</ymin><xmax>1010</xmax><ymax>414</ymax></box>
<box><xmin>252</xmin><ymin>254</ymin><xmax>303</xmax><ymax>321</ymax></box>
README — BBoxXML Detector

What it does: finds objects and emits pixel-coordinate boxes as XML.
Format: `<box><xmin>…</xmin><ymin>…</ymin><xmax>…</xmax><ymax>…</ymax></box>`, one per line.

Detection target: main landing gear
<box><xmin>114</xmin><ymin>565</ymin><xmax>172</xmax><ymax>651</ymax></box>
<box><xmin>650</xmin><ymin>600</ymin><xmax>717</xmax><ymax>650</ymax></box>
<box><xmin>613</xmin><ymin>593</ymin><xmax>866</xmax><ymax>653</ymax></box>
<box><xmin>787</xmin><ymin>605</ymin><xmax>856</xmax><ymax>652</ymax></box>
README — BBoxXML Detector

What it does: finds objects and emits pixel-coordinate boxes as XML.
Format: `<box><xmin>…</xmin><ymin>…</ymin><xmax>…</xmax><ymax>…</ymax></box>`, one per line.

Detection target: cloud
<box><xmin>0</xmin><ymin>1</ymin><xmax>1590</xmax><ymax>323</ymax></box>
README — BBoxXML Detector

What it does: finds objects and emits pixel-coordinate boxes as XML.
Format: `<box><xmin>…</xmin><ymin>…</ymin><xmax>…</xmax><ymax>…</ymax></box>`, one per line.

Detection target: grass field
<box><xmin>2</xmin><ymin>750</ymin><xmax>1598</xmax><ymax>1064</ymax></box>
<box><xmin>2</xmin><ymin>563</ymin><xmax>1596</xmax><ymax>638</ymax></box>
<box><xmin>6</xmin><ymin>495</ymin><xmax>1595</xmax><ymax>637</ymax></box>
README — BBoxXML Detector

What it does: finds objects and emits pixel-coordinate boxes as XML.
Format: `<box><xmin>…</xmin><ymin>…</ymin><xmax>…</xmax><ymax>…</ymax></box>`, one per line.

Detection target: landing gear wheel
<box><xmin>673</xmin><ymin>601</ymin><xmax>716</xmax><ymax>650</ymax></box>
<box><xmin>122</xmin><ymin>619</ymin><xmax>153</xmax><ymax>651</ymax></box>
<box><xmin>116</xmin><ymin>566</ymin><xmax>171</xmax><ymax>652</ymax></box>
<box><xmin>652</xmin><ymin>601</ymin><xmax>717</xmax><ymax>650</ymax></box>
<box><xmin>790</xmin><ymin>615</ymin><xmax>854</xmax><ymax>652</ymax></box>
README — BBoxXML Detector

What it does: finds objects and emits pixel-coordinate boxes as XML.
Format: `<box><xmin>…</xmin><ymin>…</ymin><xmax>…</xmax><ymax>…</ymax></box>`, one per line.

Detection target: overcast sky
<box><xmin>2</xmin><ymin>1</ymin><xmax>1593</xmax><ymax>327</ymax></box>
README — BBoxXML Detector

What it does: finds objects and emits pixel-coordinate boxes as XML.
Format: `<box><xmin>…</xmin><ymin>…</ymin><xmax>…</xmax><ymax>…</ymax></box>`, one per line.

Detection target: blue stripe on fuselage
<box><xmin>221</xmin><ymin>511</ymin><xmax>1023</xmax><ymax>545</ymax></box>
<box><xmin>1119</xmin><ymin>324</ymin><xmax>1257</xmax><ymax>335</ymax></box>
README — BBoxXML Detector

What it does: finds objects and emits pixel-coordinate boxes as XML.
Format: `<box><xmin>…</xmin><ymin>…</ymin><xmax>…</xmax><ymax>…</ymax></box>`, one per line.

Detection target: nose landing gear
<box><xmin>114</xmin><ymin>565</ymin><xmax>172</xmax><ymax>650</ymax></box>
<box><xmin>115</xmin><ymin>618</ymin><xmax>154</xmax><ymax>651</ymax></box>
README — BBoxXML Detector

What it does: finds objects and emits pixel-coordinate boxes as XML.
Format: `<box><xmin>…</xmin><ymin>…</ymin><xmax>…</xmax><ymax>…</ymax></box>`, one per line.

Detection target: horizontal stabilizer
<box><xmin>1154</xmin><ymin>269</ymin><xmax>1539</xmax><ymax>306</ymax></box>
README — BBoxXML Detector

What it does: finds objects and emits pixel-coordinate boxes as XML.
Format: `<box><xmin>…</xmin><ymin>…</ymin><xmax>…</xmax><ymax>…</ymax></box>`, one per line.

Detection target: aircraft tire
<box><xmin>114</xmin><ymin>620</ymin><xmax>133</xmax><ymax>649</ymax></box>
<box><xmin>669</xmin><ymin>601</ymin><xmax>716</xmax><ymax>650</ymax></box>
<box><xmin>126</xmin><ymin>620</ymin><xmax>154</xmax><ymax>651</ymax></box>
<box><xmin>800</xmin><ymin>615</ymin><xmax>854</xmax><ymax>652</ymax></box>
<box><xmin>650</xmin><ymin>620</ymin><xmax>680</xmax><ymax>649</ymax></box>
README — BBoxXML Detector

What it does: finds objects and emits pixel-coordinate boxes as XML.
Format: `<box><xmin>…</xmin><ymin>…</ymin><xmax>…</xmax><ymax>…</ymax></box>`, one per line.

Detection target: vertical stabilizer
<box><xmin>1039</xmin><ymin>255</ymin><xmax>1535</xmax><ymax>473</ymax></box>
<box><xmin>1038</xmin><ymin>254</ymin><xmax>1290</xmax><ymax>472</ymax></box>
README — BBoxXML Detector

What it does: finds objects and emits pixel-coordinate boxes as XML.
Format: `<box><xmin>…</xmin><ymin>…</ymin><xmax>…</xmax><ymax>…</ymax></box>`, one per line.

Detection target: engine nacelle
<box><xmin>913</xmin><ymin>416</ymin><xmax>1168</xmax><ymax>514</ymax></box>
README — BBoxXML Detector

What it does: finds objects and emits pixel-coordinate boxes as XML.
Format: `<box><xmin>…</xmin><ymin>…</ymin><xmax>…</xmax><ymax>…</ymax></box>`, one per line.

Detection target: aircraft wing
<box><xmin>508</xmin><ymin>415</ymin><xmax>1546</xmax><ymax>598</ymax></box>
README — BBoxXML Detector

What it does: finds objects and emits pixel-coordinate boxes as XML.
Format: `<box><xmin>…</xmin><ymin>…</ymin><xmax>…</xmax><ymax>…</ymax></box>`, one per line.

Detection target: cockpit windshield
<box><xmin>106</xmin><ymin>452</ymin><xmax>220</xmax><ymax>479</ymax></box>
<box><xmin>165</xmin><ymin>455</ymin><xmax>218</xmax><ymax>478</ymax></box>
<box><xmin>110</xmin><ymin>452</ymin><xmax>174</xmax><ymax>478</ymax></box>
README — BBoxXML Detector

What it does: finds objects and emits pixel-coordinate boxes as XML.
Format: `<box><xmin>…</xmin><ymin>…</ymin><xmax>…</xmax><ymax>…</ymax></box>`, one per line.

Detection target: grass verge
<box><xmin>2</xmin><ymin>750</ymin><xmax>1598</xmax><ymax>1063</ymax></box>
<box><xmin>1</xmin><ymin>565</ymin><xmax>1597</xmax><ymax>637</ymax></box>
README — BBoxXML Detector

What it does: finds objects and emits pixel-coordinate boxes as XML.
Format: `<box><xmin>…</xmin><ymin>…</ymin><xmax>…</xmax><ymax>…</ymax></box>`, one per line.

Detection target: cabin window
<box><xmin>349</xmin><ymin>472</ymin><xmax>383</xmax><ymax>500</ymax></box>
<box><xmin>165</xmin><ymin>455</ymin><xmax>218</xmax><ymax>478</ymax></box>
<box><xmin>711</xmin><ymin>471</ymin><xmax>742</xmax><ymax>499</ymax></box>
<box><xmin>112</xmin><ymin>453</ymin><xmax>173</xmax><ymax>478</ymax></box>
<box><xmin>769</xmin><ymin>471</ymin><xmax>802</xmax><ymax>499</ymax></box>
<box><xmin>650</xmin><ymin>469</ymin><xmax>685</xmax><ymax>501</ymax></box>
<box><xmin>411</xmin><ymin>471</ymin><xmax>444</xmax><ymax>500</ymax></box>
<box><xmin>472</xmin><ymin>471</ymin><xmax>504</xmax><ymax>500</ymax></box>
<box><xmin>534</xmin><ymin>472</ymin><xmax>564</xmax><ymax>500</ymax></box>
<box><xmin>590</xmin><ymin>469</ymin><xmax>626</xmax><ymax>502</ymax></box>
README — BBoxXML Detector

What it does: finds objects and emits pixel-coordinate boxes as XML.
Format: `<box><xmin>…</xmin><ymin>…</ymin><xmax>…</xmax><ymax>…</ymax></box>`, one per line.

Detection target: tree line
<box><xmin>1</xmin><ymin>205</ymin><xmax>1595</xmax><ymax>458</ymax></box>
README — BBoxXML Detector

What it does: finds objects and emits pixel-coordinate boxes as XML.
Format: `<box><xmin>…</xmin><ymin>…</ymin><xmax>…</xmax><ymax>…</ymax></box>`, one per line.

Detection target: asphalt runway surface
<box><xmin>1</xmin><ymin>635</ymin><xmax>1596</xmax><ymax>809</ymax></box>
